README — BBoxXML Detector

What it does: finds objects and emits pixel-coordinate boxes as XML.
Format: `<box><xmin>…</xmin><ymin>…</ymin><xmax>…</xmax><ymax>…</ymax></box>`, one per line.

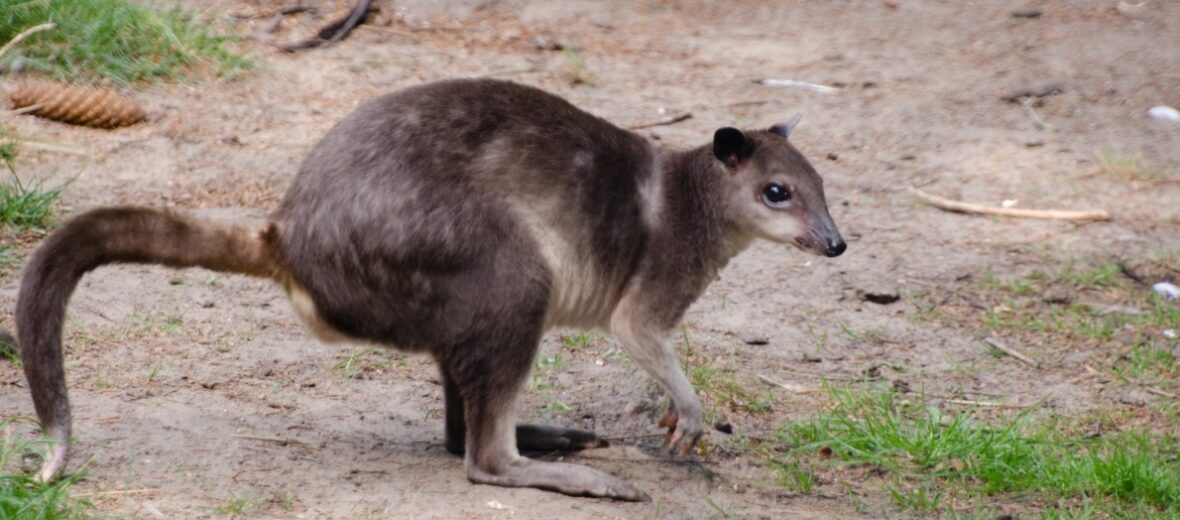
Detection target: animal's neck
<box><xmin>665</xmin><ymin>144</ymin><xmax>752</xmax><ymax>259</ymax></box>
<box><xmin>633</xmin><ymin>146</ymin><xmax>753</xmax><ymax>322</ymax></box>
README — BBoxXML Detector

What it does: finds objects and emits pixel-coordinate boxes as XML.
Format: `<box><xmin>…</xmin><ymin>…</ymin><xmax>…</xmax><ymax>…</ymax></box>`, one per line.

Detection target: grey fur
<box><xmin>16</xmin><ymin>78</ymin><xmax>844</xmax><ymax>500</ymax></box>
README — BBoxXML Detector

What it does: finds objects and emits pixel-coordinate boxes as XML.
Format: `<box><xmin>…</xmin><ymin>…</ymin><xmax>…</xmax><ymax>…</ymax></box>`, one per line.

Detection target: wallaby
<box><xmin>15</xmin><ymin>78</ymin><xmax>844</xmax><ymax>501</ymax></box>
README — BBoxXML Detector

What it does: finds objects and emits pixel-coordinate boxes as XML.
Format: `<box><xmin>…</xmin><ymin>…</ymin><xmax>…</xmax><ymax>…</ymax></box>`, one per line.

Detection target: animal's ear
<box><xmin>768</xmin><ymin>113</ymin><xmax>803</xmax><ymax>139</ymax></box>
<box><xmin>713</xmin><ymin>127</ymin><xmax>748</xmax><ymax>168</ymax></box>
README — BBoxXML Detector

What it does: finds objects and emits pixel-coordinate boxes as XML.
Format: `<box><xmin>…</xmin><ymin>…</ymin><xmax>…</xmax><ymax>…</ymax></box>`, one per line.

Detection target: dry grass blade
<box><xmin>0</xmin><ymin>22</ymin><xmax>56</xmax><ymax>60</ymax></box>
<box><xmin>759</xmin><ymin>374</ymin><xmax>823</xmax><ymax>393</ymax></box>
<box><xmin>984</xmin><ymin>337</ymin><xmax>1040</xmax><ymax>368</ymax></box>
<box><xmin>628</xmin><ymin>112</ymin><xmax>693</xmax><ymax>130</ymax></box>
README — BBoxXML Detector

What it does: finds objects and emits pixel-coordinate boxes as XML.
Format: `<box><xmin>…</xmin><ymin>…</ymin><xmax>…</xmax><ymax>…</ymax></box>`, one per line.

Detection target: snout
<box><xmin>823</xmin><ymin>237</ymin><xmax>846</xmax><ymax>257</ymax></box>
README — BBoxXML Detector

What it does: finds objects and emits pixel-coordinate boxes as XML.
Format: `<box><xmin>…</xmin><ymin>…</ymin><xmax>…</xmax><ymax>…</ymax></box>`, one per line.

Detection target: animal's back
<box><xmin>271</xmin><ymin>79</ymin><xmax>654</xmax><ymax>345</ymax></box>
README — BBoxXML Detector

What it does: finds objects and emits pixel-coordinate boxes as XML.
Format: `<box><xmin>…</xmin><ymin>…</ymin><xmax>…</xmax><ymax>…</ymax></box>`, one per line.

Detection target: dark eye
<box><xmin>762</xmin><ymin>183</ymin><xmax>791</xmax><ymax>207</ymax></box>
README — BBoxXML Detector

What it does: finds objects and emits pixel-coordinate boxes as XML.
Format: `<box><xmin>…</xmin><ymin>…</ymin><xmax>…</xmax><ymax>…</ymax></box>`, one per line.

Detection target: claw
<box><xmin>658</xmin><ymin>407</ymin><xmax>679</xmax><ymax>448</ymax></box>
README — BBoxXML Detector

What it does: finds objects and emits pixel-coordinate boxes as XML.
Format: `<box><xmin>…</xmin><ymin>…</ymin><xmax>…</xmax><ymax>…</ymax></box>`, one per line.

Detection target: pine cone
<box><xmin>9</xmin><ymin>81</ymin><xmax>145</xmax><ymax>129</ymax></box>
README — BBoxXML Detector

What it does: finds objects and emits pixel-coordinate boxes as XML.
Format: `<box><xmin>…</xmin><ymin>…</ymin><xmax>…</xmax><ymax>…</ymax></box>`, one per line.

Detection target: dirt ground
<box><xmin>2</xmin><ymin>0</ymin><xmax>1179</xmax><ymax>518</ymax></box>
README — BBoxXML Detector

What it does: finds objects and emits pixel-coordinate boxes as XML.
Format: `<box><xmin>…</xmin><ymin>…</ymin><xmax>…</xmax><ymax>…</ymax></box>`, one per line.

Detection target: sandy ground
<box><xmin>2</xmin><ymin>0</ymin><xmax>1179</xmax><ymax>518</ymax></box>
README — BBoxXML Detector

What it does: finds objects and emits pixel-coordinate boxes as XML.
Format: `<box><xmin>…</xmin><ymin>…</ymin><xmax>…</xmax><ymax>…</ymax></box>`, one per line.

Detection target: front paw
<box><xmin>657</xmin><ymin>403</ymin><xmax>703</xmax><ymax>456</ymax></box>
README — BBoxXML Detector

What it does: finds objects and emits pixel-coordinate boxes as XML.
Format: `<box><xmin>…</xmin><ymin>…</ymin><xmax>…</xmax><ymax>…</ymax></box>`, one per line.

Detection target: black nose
<box><xmin>824</xmin><ymin>239</ymin><xmax>846</xmax><ymax>258</ymax></box>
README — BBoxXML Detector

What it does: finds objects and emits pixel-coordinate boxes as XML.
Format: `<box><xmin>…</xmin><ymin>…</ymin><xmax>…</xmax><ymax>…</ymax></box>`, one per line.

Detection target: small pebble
<box><xmin>1154</xmin><ymin>282</ymin><xmax>1180</xmax><ymax>301</ymax></box>
<box><xmin>1148</xmin><ymin>106</ymin><xmax>1180</xmax><ymax>123</ymax></box>
<box><xmin>533</xmin><ymin>35</ymin><xmax>564</xmax><ymax>51</ymax></box>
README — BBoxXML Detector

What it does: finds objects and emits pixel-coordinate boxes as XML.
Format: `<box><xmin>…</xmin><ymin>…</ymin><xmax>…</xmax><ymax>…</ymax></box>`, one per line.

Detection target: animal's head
<box><xmin>713</xmin><ymin>115</ymin><xmax>845</xmax><ymax>257</ymax></box>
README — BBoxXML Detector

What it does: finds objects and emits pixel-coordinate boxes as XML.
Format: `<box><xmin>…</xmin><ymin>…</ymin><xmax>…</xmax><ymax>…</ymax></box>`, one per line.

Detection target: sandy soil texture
<box><xmin>2</xmin><ymin>1</ymin><xmax>1178</xmax><ymax>518</ymax></box>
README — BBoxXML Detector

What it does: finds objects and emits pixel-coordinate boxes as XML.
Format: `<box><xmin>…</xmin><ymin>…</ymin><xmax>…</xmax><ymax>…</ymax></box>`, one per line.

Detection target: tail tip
<box><xmin>36</xmin><ymin>442</ymin><xmax>68</xmax><ymax>483</ymax></box>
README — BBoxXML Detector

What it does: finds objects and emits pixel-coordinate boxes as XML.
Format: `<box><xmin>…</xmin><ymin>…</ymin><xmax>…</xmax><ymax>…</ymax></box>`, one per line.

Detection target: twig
<box><xmin>722</xmin><ymin>100</ymin><xmax>773</xmax><ymax>108</ymax></box>
<box><xmin>1082</xmin><ymin>364</ymin><xmax>1109</xmax><ymax>381</ymax></box>
<box><xmin>1145</xmin><ymin>387</ymin><xmax>1177</xmax><ymax>399</ymax></box>
<box><xmin>910</xmin><ymin>187</ymin><xmax>1111</xmax><ymax>221</ymax></box>
<box><xmin>72</xmin><ymin>488</ymin><xmax>159</xmax><ymax>499</ymax></box>
<box><xmin>277</xmin><ymin>5</ymin><xmax>315</xmax><ymax>16</ymax></box>
<box><xmin>281</xmin><ymin>0</ymin><xmax>372</xmax><ymax>52</ymax></box>
<box><xmin>941</xmin><ymin>398</ymin><xmax>1029</xmax><ymax>409</ymax></box>
<box><xmin>231</xmin><ymin>433</ymin><xmax>309</xmax><ymax>447</ymax></box>
<box><xmin>984</xmin><ymin>337</ymin><xmax>1040</xmax><ymax>368</ymax></box>
<box><xmin>758</xmin><ymin>374</ymin><xmax>823</xmax><ymax>393</ymax></box>
<box><xmin>0</xmin><ymin>22</ymin><xmax>55</xmax><ymax>61</ymax></box>
<box><xmin>1116</xmin><ymin>261</ymin><xmax>1149</xmax><ymax>286</ymax></box>
<box><xmin>1021</xmin><ymin>98</ymin><xmax>1056</xmax><ymax>131</ymax></box>
<box><xmin>627</xmin><ymin>112</ymin><xmax>693</xmax><ymax>130</ymax></box>
<box><xmin>602</xmin><ymin>432</ymin><xmax>666</xmax><ymax>442</ymax></box>
<box><xmin>1001</xmin><ymin>82</ymin><xmax>1063</xmax><ymax>103</ymax></box>
<box><xmin>755</xmin><ymin>78</ymin><xmax>840</xmax><ymax>94</ymax></box>
<box><xmin>11</xmin><ymin>103</ymin><xmax>45</xmax><ymax>115</ymax></box>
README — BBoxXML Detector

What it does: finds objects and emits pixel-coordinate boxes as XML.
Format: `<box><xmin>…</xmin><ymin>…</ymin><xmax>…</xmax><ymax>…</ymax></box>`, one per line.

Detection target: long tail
<box><xmin>15</xmin><ymin>206</ymin><xmax>282</xmax><ymax>481</ymax></box>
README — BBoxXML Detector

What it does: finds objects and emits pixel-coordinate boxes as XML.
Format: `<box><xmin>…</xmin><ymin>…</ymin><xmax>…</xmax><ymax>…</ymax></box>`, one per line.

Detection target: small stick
<box><xmin>941</xmin><ymin>398</ymin><xmax>1028</xmax><ymax>409</ymax></box>
<box><xmin>0</xmin><ymin>22</ymin><xmax>55</xmax><ymax>61</ymax></box>
<box><xmin>231</xmin><ymin>433</ymin><xmax>309</xmax><ymax>447</ymax></box>
<box><xmin>754</xmin><ymin>79</ymin><xmax>840</xmax><ymax>94</ymax></box>
<box><xmin>281</xmin><ymin>0</ymin><xmax>372</xmax><ymax>52</ymax></box>
<box><xmin>628</xmin><ymin>112</ymin><xmax>693</xmax><ymax>130</ymax></box>
<box><xmin>277</xmin><ymin>5</ymin><xmax>315</xmax><ymax>16</ymax></box>
<box><xmin>602</xmin><ymin>432</ymin><xmax>666</xmax><ymax>442</ymax></box>
<box><xmin>758</xmin><ymin>373</ymin><xmax>823</xmax><ymax>393</ymax></box>
<box><xmin>1083</xmin><ymin>364</ymin><xmax>1110</xmax><ymax>381</ymax></box>
<box><xmin>984</xmin><ymin>337</ymin><xmax>1040</xmax><ymax>368</ymax></box>
<box><xmin>910</xmin><ymin>187</ymin><xmax>1111</xmax><ymax>221</ymax></box>
<box><xmin>11</xmin><ymin>103</ymin><xmax>45</xmax><ymax>115</ymax></box>
<box><xmin>1021</xmin><ymin>98</ymin><xmax>1056</xmax><ymax>131</ymax></box>
<box><xmin>1145</xmin><ymin>387</ymin><xmax>1177</xmax><ymax>399</ymax></box>
<box><xmin>72</xmin><ymin>488</ymin><xmax>159</xmax><ymax>499</ymax></box>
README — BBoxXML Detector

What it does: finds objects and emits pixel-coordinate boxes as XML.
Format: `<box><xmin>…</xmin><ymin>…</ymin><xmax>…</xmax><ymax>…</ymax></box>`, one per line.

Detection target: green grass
<box><xmin>772</xmin><ymin>386</ymin><xmax>1180</xmax><ymax>517</ymax></box>
<box><xmin>1097</xmin><ymin>151</ymin><xmax>1159</xmax><ymax>181</ymax></box>
<box><xmin>332</xmin><ymin>347</ymin><xmax>383</xmax><ymax>380</ymax></box>
<box><xmin>211</xmin><ymin>492</ymin><xmax>261</xmax><ymax>517</ymax></box>
<box><xmin>1</xmin><ymin>421</ymin><xmax>96</xmax><ymax>520</ymax></box>
<box><xmin>0</xmin><ymin>131</ymin><xmax>63</xmax><ymax>230</ymax></box>
<box><xmin>678</xmin><ymin>330</ymin><xmax>773</xmax><ymax>422</ymax></box>
<box><xmin>561</xmin><ymin>48</ymin><xmax>594</xmax><ymax>86</ymax></box>
<box><xmin>560</xmin><ymin>331</ymin><xmax>596</xmax><ymax>350</ymax></box>
<box><xmin>1111</xmin><ymin>342</ymin><xmax>1176</xmax><ymax>384</ymax></box>
<box><xmin>1</xmin><ymin>0</ymin><xmax>250</xmax><ymax>84</ymax></box>
<box><xmin>970</xmin><ymin>261</ymin><xmax>1180</xmax><ymax>391</ymax></box>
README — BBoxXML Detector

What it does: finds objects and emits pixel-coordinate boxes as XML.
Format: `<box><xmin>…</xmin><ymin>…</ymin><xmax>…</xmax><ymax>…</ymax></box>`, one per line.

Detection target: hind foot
<box><xmin>468</xmin><ymin>457</ymin><xmax>650</xmax><ymax>502</ymax></box>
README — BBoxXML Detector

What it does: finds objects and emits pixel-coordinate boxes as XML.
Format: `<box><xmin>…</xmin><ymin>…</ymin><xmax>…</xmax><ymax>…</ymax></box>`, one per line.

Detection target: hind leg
<box><xmin>445</xmin><ymin>328</ymin><xmax>648</xmax><ymax>501</ymax></box>
<box><xmin>441</xmin><ymin>367</ymin><xmax>606</xmax><ymax>455</ymax></box>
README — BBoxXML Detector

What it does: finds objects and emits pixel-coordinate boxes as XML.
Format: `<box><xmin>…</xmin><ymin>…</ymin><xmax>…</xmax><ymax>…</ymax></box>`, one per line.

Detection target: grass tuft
<box><xmin>1097</xmin><ymin>151</ymin><xmax>1158</xmax><ymax>181</ymax></box>
<box><xmin>0</xmin><ymin>131</ymin><xmax>62</xmax><ymax>230</ymax></box>
<box><xmin>1</xmin><ymin>421</ymin><xmax>95</xmax><ymax>520</ymax></box>
<box><xmin>773</xmin><ymin>386</ymin><xmax>1180</xmax><ymax>516</ymax></box>
<box><xmin>1</xmin><ymin>0</ymin><xmax>251</xmax><ymax>84</ymax></box>
<box><xmin>211</xmin><ymin>492</ymin><xmax>262</xmax><ymax>517</ymax></box>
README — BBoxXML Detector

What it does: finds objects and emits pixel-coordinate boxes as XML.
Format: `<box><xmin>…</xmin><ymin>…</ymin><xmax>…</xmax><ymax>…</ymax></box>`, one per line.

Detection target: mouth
<box><xmin>792</xmin><ymin>235</ymin><xmax>845</xmax><ymax>257</ymax></box>
<box><xmin>791</xmin><ymin>236</ymin><xmax>824</xmax><ymax>256</ymax></box>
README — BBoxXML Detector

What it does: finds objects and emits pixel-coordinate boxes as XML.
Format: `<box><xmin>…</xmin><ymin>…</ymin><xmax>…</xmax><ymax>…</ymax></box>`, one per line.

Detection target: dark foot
<box><xmin>517</xmin><ymin>424</ymin><xmax>607</xmax><ymax>453</ymax></box>
<box><xmin>446</xmin><ymin>424</ymin><xmax>607</xmax><ymax>455</ymax></box>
